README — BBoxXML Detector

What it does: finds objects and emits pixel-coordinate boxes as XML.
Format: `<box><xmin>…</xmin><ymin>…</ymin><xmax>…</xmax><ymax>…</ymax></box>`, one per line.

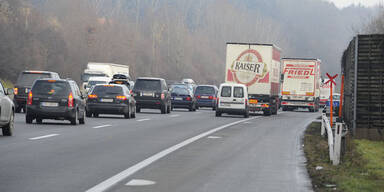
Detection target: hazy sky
<box><xmin>325</xmin><ymin>0</ymin><xmax>383</xmax><ymax>8</ymax></box>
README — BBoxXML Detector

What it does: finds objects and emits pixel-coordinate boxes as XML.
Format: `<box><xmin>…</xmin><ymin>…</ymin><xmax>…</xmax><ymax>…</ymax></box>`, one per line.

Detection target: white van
<box><xmin>216</xmin><ymin>83</ymin><xmax>249</xmax><ymax>118</ymax></box>
<box><xmin>85</xmin><ymin>76</ymin><xmax>111</xmax><ymax>93</ymax></box>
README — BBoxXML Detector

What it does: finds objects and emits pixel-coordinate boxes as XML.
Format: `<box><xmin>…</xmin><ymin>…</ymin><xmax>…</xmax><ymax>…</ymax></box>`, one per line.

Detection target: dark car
<box><xmin>26</xmin><ymin>79</ymin><xmax>86</xmax><ymax>125</ymax></box>
<box><xmin>0</xmin><ymin>81</ymin><xmax>14</xmax><ymax>136</ymax></box>
<box><xmin>13</xmin><ymin>71</ymin><xmax>60</xmax><ymax>113</ymax></box>
<box><xmin>194</xmin><ymin>85</ymin><xmax>218</xmax><ymax>110</ymax></box>
<box><xmin>132</xmin><ymin>77</ymin><xmax>171</xmax><ymax>114</ymax></box>
<box><xmin>171</xmin><ymin>86</ymin><xmax>196</xmax><ymax>111</ymax></box>
<box><xmin>86</xmin><ymin>84</ymin><xmax>136</xmax><ymax>118</ymax></box>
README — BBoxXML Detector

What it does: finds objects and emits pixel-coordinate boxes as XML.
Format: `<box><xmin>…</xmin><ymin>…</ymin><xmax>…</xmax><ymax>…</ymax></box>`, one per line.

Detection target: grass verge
<box><xmin>304</xmin><ymin>122</ymin><xmax>384</xmax><ymax>192</ymax></box>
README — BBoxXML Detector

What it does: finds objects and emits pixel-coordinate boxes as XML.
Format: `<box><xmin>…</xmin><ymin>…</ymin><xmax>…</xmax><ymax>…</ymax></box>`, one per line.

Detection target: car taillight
<box><xmin>282</xmin><ymin>102</ymin><xmax>288</xmax><ymax>105</ymax></box>
<box><xmin>88</xmin><ymin>94</ymin><xmax>98</xmax><ymax>99</ymax></box>
<box><xmin>116</xmin><ymin>96</ymin><xmax>127</xmax><ymax>100</ymax></box>
<box><xmin>245</xmin><ymin>99</ymin><xmax>248</xmax><ymax>105</ymax></box>
<box><xmin>161</xmin><ymin>93</ymin><xmax>165</xmax><ymax>100</ymax></box>
<box><xmin>197</xmin><ymin>95</ymin><xmax>201</xmax><ymax>99</ymax></box>
<box><xmin>27</xmin><ymin>91</ymin><xmax>33</xmax><ymax>105</ymax></box>
<box><xmin>14</xmin><ymin>88</ymin><xmax>18</xmax><ymax>95</ymax></box>
<box><xmin>308</xmin><ymin>103</ymin><xmax>314</xmax><ymax>106</ymax></box>
<box><xmin>68</xmin><ymin>93</ymin><xmax>74</xmax><ymax>107</ymax></box>
<box><xmin>186</xmin><ymin>97</ymin><xmax>191</xmax><ymax>101</ymax></box>
<box><xmin>209</xmin><ymin>96</ymin><xmax>213</xmax><ymax>100</ymax></box>
<box><xmin>262</xmin><ymin>104</ymin><xmax>269</xmax><ymax>108</ymax></box>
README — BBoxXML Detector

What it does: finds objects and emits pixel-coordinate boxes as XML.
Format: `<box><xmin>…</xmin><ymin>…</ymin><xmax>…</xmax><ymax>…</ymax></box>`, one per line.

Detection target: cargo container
<box><xmin>225</xmin><ymin>43</ymin><xmax>281</xmax><ymax>115</ymax></box>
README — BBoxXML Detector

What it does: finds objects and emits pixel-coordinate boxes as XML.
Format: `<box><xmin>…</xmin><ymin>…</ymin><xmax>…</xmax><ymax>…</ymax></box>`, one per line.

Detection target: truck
<box><xmin>280</xmin><ymin>58</ymin><xmax>321</xmax><ymax>112</ymax></box>
<box><xmin>225</xmin><ymin>43</ymin><xmax>282</xmax><ymax>116</ymax></box>
<box><xmin>319</xmin><ymin>78</ymin><xmax>330</xmax><ymax>107</ymax></box>
<box><xmin>81</xmin><ymin>62</ymin><xmax>130</xmax><ymax>90</ymax></box>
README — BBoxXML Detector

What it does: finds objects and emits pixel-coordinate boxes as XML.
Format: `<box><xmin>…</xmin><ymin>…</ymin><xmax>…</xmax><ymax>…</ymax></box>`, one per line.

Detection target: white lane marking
<box><xmin>125</xmin><ymin>179</ymin><xmax>156</xmax><ymax>186</ymax></box>
<box><xmin>169</xmin><ymin>114</ymin><xmax>180</xmax><ymax>117</ymax></box>
<box><xmin>93</xmin><ymin>125</ymin><xmax>112</xmax><ymax>129</ymax></box>
<box><xmin>207</xmin><ymin>136</ymin><xmax>222</xmax><ymax>139</ymax></box>
<box><xmin>29</xmin><ymin>134</ymin><xmax>59</xmax><ymax>140</ymax></box>
<box><xmin>137</xmin><ymin>119</ymin><xmax>150</xmax><ymax>122</ymax></box>
<box><xmin>85</xmin><ymin>116</ymin><xmax>259</xmax><ymax>192</ymax></box>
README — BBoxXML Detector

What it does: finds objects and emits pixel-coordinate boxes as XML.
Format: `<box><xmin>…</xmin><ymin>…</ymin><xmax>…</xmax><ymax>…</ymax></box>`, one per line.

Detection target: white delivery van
<box><xmin>216</xmin><ymin>83</ymin><xmax>249</xmax><ymax>118</ymax></box>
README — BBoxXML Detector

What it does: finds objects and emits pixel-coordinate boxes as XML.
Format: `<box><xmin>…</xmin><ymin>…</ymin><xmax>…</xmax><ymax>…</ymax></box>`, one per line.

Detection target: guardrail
<box><xmin>321</xmin><ymin>113</ymin><xmax>348</xmax><ymax>165</ymax></box>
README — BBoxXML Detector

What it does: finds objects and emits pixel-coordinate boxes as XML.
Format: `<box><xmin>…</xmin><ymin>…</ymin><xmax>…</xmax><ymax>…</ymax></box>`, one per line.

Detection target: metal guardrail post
<box><xmin>333</xmin><ymin>123</ymin><xmax>343</xmax><ymax>165</ymax></box>
<box><xmin>321</xmin><ymin>113</ymin><xmax>326</xmax><ymax>136</ymax></box>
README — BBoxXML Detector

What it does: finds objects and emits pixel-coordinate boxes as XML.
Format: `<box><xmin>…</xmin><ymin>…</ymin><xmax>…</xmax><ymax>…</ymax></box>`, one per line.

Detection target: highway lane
<box><xmin>0</xmin><ymin>109</ymin><xmax>318</xmax><ymax>192</ymax></box>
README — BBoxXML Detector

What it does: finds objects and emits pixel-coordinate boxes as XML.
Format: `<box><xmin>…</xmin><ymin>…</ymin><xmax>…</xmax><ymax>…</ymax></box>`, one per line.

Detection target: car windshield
<box><xmin>32</xmin><ymin>81</ymin><xmax>70</xmax><ymax>96</ymax></box>
<box><xmin>17</xmin><ymin>73</ymin><xmax>51</xmax><ymax>87</ymax></box>
<box><xmin>195</xmin><ymin>86</ymin><xmax>215</xmax><ymax>95</ymax></box>
<box><xmin>134</xmin><ymin>80</ymin><xmax>161</xmax><ymax>91</ymax></box>
<box><xmin>172</xmin><ymin>87</ymin><xmax>189</xmax><ymax>95</ymax></box>
<box><xmin>92</xmin><ymin>85</ymin><xmax>123</xmax><ymax>96</ymax></box>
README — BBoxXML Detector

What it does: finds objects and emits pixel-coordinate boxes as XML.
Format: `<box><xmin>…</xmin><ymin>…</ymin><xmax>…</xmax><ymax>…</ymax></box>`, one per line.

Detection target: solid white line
<box><xmin>137</xmin><ymin>119</ymin><xmax>150</xmax><ymax>122</ymax></box>
<box><xmin>85</xmin><ymin>116</ymin><xmax>259</xmax><ymax>192</ymax></box>
<box><xmin>29</xmin><ymin>134</ymin><xmax>59</xmax><ymax>140</ymax></box>
<box><xmin>93</xmin><ymin>125</ymin><xmax>112</xmax><ymax>129</ymax></box>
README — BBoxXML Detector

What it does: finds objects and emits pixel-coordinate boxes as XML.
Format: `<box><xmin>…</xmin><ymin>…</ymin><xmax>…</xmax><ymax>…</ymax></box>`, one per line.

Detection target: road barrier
<box><xmin>321</xmin><ymin>113</ymin><xmax>348</xmax><ymax>165</ymax></box>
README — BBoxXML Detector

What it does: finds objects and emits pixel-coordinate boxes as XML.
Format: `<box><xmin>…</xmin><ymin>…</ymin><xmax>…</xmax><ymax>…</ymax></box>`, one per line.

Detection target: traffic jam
<box><xmin>1</xmin><ymin>43</ymin><xmax>331</xmax><ymax>136</ymax></box>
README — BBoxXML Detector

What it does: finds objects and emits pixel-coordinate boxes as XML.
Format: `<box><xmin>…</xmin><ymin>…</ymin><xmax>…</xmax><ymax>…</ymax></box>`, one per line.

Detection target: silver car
<box><xmin>0</xmin><ymin>81</ymin><xmax>14</xmax><ymax>136</ymax></box>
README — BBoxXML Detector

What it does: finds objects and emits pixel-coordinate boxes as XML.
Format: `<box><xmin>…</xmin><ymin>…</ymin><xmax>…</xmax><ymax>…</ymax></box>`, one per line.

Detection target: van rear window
<box><xmin>17</xmin><ymin>73</ymin><xmax>51</xmax><ymax>87</ymax></box>
<box><xmin>234</xmin><ymin>87</ymin><xmax>244</xmax><ymax>98</ymax></box>
<box><xmin>32</xmin><ymin>81</ymin><xmax>70</xmax><ymax>96</ymax></box>
<box><xmin>221</xmin><ymin>86</ymin><xmax>231</xmax><ymax>97</ymax></box>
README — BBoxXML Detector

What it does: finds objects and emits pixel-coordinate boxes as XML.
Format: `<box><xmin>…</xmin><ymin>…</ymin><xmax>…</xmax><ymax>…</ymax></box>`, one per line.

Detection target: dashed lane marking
<box><xmin>125</xmin><ymin>179</ymin><xmax>156</xmax><ymax>186</ymax></box>
<box><xmin>207</xmin><ymin>136</ymin><xmax>222</xmax><ymax>139</ymax></box>
<box><xmin>29</xmin><ymin>134</ymin><xmax>60</xmax><ymax>140</ymax></box>
<box><xmin>93</xmin><ymin>125</ymin><xmax>112</xmax><ymax>129</ymax></box>
<box><xmin>137</xmin><ymin>119</ymin><xmax>150</xmax><ymax>122</ymax></box>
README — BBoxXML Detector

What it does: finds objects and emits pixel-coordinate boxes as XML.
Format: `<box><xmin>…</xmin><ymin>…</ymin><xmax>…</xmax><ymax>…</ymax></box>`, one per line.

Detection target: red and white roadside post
<box><xmin>325</xmin><ymin>73</ymin><xmax>338</xmax><ymax>127</ymax></box>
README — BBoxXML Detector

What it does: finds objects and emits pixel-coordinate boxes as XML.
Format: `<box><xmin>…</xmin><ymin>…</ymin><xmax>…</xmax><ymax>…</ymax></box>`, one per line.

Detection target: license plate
<box><xmin>100</xmin><ymin>98</ymin><xmax>113</xmax><ymax>102</ymax></box>
<box><xmin>201</xmin><ymin>96</ymin><xmax>209</xmax><ymax>99</ymax></box>
<box><xmin>41</xmin><ymin>102</ymin><xmax>58</xmax><ymax>107</ymax></box>
<box><xmin>220</xmin><ymin>103</ymin><xmax>230</xmax><ymax>106</ymax></box>
<box><xmin>143</xmin><ymin>92</ymin><xmax>153</xmax><ymax>97</ymax></box>
<box><xmin>174</xmin><ymin>97</ymin><xmax>183</xmax><ymax>100</ymax></box>
<box><xmin>250</xmin><ymin>99</ymin><xmax>258</xmax><ymax>104</ymax></box>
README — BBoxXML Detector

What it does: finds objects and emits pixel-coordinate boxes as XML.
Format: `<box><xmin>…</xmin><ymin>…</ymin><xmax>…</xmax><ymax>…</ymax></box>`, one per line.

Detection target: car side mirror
<box><xmin>6</xmin><ymin>88</ymin><xmax>13</xmax><ymax>95</ymax></box>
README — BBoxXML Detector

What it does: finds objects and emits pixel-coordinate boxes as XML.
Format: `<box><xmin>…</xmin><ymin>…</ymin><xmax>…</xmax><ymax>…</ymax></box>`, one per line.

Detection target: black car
<box><xmin>171</xmin><ymin>86</ymin><xmax>196</xmax><ymax>111</ymax></box>
<box><xmin>26</xmin><ymin>79</ymin><xmax>86</xmax><ymax>125</ymax></box>
<box><xmin>132</xmin><ymin>77</ymin><xmax>171</xmax><ymax>114</ymax></box>
<box><xmin>194</xmin><ymin>85</ymin><xmax>218</xmax><ymax>110</ymax></box>
<box><xmin>13</xmin><ymin>71</ymin><xmax>60</xmax><ymax>113</ymax></box>
<box><xmin>86</xmin><ymin>84</ymin><xmax>136</xmax><ymax>118</ymax></box>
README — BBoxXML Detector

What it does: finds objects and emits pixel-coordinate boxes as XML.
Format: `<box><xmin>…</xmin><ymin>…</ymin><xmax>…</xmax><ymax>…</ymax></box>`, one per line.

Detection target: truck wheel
<box><xmin>3</xmin><ymin>112</ymin><xmax>14</xmax><ymax>136</ymax></box>
<box><xmin>36</xmin><ymin>118</ymin><xmax>43</xmax><ymax>124</ymax></box>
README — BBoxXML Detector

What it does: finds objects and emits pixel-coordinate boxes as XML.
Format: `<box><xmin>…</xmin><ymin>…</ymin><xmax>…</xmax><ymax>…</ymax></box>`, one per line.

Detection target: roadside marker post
<box><xmin>326</xmin><ymin>73</ymin><xmax>338</xmax><ymax>127</ymax></box>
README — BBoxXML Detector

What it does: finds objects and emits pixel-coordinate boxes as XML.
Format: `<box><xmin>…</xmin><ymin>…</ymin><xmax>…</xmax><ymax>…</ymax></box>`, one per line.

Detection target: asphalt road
<box><xmin>0</xmin><ymin>108</ymin><xmax>319</xmax><ymax>192</ymax></box>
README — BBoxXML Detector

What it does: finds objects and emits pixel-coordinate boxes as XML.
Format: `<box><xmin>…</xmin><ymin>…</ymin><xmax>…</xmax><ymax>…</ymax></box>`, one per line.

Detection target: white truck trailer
<box><xmin>81</xmin><ymin>62</ymin><xmax>130</xmax><ymax>90</ymax></box>
<box><xmin>280</xmin><ymin>58</ymin><xmax>321</xmax><ymax>112</ymax></box>
<box><xmin>320</xmin><ymin>78</ymin><xmax>330</xmax><ymax>107</ymax></box>
<box><xmin>225</xmin><ymin>43</ymin><xmax>282</xmax><ymax>115</ymax></box>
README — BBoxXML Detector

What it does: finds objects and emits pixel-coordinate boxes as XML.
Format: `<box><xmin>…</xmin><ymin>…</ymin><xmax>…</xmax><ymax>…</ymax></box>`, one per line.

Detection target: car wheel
<box><xmin>124</xmin><ymin>107</ymin><xmax>131</xmax><ymax>119</ymax></box>
<box><xmin>131</xmin><ymin>106</ymin><xmax>136</xmax><ymax>118</ymax></box>
<box><xmin>136</xmin><ymin>107</ymin><xmax>141</xmax><ymax>113</ymax></box>
<box><xmin>3</xmin><ymin>111</ymin><xmax>14</xmax><ymax>136</ymax></box>
<box><xmin>15</xmin><ymin>105</ymin><xmax>22</xmax><ymax>113</ymax></box>
<box><xmin>167</xmin><ymin>103</ymin><xmax>171</xmax><ymax>113</ymax></box>
<box><xmin>215</xmin><ymin>110</ymin><xmax>221</xmax><ymax>117</ymax></box>
<box><xmin>79</xmin><ymin>111</ymin><xmax>85</xmax><ymax>124</ymax></box>
<box><xmin>93</xmin><ymin>113</ymin><xmax>99</xmax><ymax>118</ymax></box>
<box><xmin>212</xmin><ymin>107</ymin><xmax>216</xmax><ymax>111</ymax></box>
<box><xmin>70</xmin><ymin>110</ymin><xmax>78</xmax><ymax>125</ymax></box>
<box><xmin>26</xmin><ymin>114</ymin><xmax>33</xmax><ymax>124</ymax></box>
<box><xmin>161</xmin><ymin>104</ymin><xmax>166</xmax><ymax>114</ymax></box>
<box><xmin>244</xmin><ymin>110</ymin><xmax>249</xmax><ymax>118</ymax></box>
<box><xmin>36</xmin><ymin>118</ymin><xmax>43</xmax><ymax>124</ymax></box>
<box><xmin>86</xmin><ymin>110</ymin><xmax>92</xmax><ymax>117</ymax></box>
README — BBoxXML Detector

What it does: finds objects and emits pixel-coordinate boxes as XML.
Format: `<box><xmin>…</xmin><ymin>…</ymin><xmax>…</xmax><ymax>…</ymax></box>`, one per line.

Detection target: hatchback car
<box><xmin>216</xmin><ymin>83</ymin><xmax>249</xmax><ymax>118</ymax></box>
<box><xmin>132</xmin><ymin>77</ymin><xmax>171</xmax><ymax>114</ymax></box>
<box><xmin>0</xmin><ymin>81</ymin><xmax>14</xmax><ymax>136</ymax></box>
<box><xmin>13</xmin><ymin>71</ymin><xmax>60</xmax><ymax>113</ymax></box>
<box><xmin>171</xmin><ymin>86</ymin><xmax>196</xmax><ymax>111</ymax></box>
<box><xmin>26</xmin><ymin>79</ymin><xmax>86</xmax><ymax>125</ymax></box>
<box><xmin>86</xmin><ymin>84</ymin><xmax>136</xmax><ymax>118</ymax></box>
<box><xmin>194</xmin><ymin>85</ymin><xmax>218</xmax><ymax>110</ymax></box>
